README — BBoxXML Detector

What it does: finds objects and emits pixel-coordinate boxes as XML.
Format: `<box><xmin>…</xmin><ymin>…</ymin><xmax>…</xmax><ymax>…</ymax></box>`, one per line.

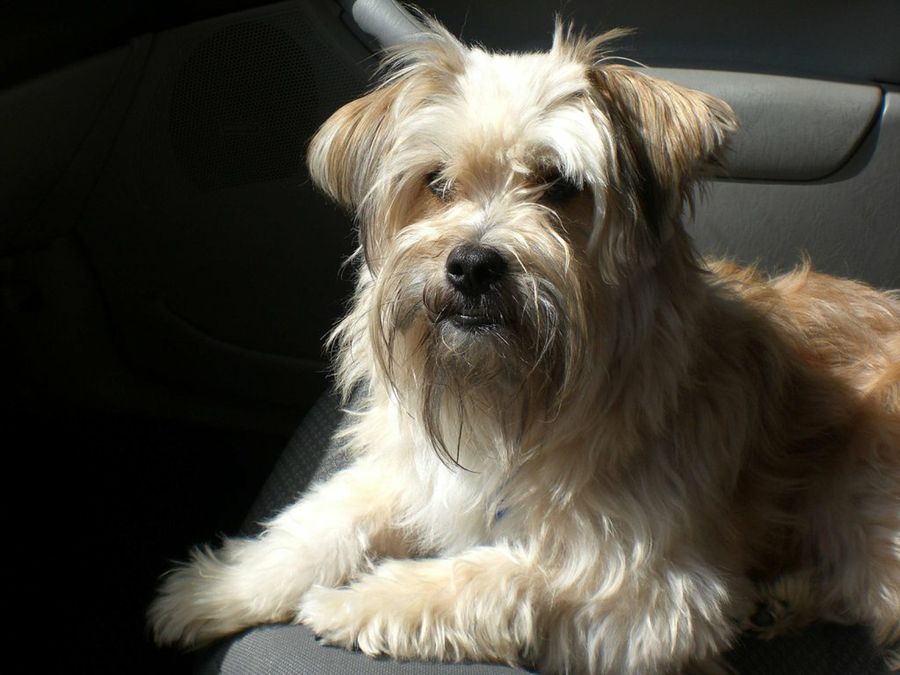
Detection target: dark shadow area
<box><xmin>4</xmin><ymin>395</ymin><xmax>288</xmax><ymax>674</ymax></box>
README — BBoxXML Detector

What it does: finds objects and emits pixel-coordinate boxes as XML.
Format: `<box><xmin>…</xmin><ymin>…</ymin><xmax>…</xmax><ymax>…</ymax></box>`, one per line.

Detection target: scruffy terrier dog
<box><xmin>150</xmin><ymin>19</ymin><xmax>900</xmax><ymax>674</ymax></box>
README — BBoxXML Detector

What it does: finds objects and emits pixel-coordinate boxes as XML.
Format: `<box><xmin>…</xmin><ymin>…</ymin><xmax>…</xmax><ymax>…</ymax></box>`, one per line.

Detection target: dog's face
<box><xmin>309</xmin><ymin>21</ymin><xmax>735</xmax><ymax>461</ymax></box>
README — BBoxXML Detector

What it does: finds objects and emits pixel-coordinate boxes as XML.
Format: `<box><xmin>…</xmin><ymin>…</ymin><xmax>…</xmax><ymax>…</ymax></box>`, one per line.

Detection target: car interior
<box><xmin>2</xmin><ymin>0</ymin><xmax>898</xmax><ymax>673</ymax></box>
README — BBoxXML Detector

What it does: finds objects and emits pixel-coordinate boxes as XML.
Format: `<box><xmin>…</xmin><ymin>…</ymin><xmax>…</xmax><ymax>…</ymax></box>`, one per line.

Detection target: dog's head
<box><xmin>309</xmin><ymin>20</ymin><xmax>735</xmax><ymax>464</ymax></box>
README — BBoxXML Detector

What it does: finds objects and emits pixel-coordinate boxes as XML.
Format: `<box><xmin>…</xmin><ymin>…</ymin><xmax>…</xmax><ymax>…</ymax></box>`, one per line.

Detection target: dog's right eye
<box><xmin>541</xmin><ymin>170</ymin><xmax>582</xmax><ymax>203</ymax></box>
<box><xmin>426</xmin><ymin>171</ymin><xmax>453</xmax><ymax>202</ymax></box>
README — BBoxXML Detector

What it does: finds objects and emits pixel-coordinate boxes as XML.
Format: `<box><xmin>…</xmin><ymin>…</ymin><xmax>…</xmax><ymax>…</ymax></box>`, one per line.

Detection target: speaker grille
<box><xmin>169</xmin><ymin>20</ymin><xmax>316</xmax><ymax>192</ymax></box>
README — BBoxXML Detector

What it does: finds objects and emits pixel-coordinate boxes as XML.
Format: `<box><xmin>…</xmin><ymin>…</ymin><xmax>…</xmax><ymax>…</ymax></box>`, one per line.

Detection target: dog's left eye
<box><xmin>426</xmin><ymin>171</ymin><xmax>453</xmax><ymax>202</ymax></box>
<box><xmin>542</xmin><ymin>170</ymin><xmax>582</xmax><ymax>202</ymax></box>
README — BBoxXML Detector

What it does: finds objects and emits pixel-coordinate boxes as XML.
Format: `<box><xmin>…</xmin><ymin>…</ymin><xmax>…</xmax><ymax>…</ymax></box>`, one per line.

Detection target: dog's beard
<box><xmin>367</xmin><ymin>220</ymin><xmax>592</xmax><ymax>469</ymax></box>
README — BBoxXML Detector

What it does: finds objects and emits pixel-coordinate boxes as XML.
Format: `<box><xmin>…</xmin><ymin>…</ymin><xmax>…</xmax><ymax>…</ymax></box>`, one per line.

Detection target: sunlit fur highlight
<box><xmin>150</xmin><ymin>17</ymin><xmax>900</xmax><ymax>674</ymax></box>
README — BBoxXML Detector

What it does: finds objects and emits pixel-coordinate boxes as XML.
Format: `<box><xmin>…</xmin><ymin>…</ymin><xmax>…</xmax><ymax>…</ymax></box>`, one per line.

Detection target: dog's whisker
<box><xmin>595</xmin><ymin>55</ymin><xmax>649</xmax><ymax>69</ymax></box>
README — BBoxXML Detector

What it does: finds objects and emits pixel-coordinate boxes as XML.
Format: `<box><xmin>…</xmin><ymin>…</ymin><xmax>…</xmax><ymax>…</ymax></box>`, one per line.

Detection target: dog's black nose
<box><xmin>446</xmin><ymin>244</ymin><xmax>508</xmax><ymax>297</ymax></box>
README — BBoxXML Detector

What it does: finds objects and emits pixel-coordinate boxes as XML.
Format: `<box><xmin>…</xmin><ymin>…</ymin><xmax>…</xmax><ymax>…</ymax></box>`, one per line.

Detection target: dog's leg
<box><xmin>299</xmin><ymin>547</ymin><xmax>741</xmax><ymax>673</ymax></box>
<box><xmin>299</xmin><ymin>545</ymin><xmax>544</xmax><ymax>665</ymax></box>
<box><xmin>149</xmin><ymin>455</ymin><xmax>406</xmax><ymax>648</ymax></box>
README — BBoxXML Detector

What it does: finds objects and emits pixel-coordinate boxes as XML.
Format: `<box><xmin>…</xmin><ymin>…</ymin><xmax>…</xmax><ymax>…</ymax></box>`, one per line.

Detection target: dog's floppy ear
<box><xmin>307</xmin><ymin>80</ymin><xmax>405</xmax><ymax>211</ymax></box>
<box><xmin>591</xmin><ymin>65</ymin><xmax>737</xmax><ymax>231</ymax></box>
<box><xmin>307</xmin><ymin>18</ymin><xmax>465</xmax><ymax>216</ymax></box>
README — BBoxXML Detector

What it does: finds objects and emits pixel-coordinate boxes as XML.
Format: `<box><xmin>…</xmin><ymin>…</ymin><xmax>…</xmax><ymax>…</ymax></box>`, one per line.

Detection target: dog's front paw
<box><xmin>149</xmin><ymin>560</ymin><xmax>239</xmax><ymax>648</ymax></box>
<box><xmin>149</xmin><ymin>544</ymin><xmax>295</xmax><ymax>648</ymax></box>
<box><xmin>299</xmin><ymin>556</ymin><xmax>534</xmax><ymax>664</ymax></box>
<box><xmin>299</xmin><ymin>584</ymin><xmax>422</xmax><ymax>657</ymax></box>
<box><xmin>298</xmin><ymin>585</ymin><xmax>369</xmax><ymax>651</ymax></box>
<box><xmin>299</xmin><ymin>581</ymin><xmax>464</xmax><ymax>660</ymax></box>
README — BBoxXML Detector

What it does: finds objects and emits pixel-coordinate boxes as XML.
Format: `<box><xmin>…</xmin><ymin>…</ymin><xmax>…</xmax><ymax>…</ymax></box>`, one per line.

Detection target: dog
<box><xmin>149</xmin><ymin>18</ymin><xmax>900</xmax><ymax>674</ymax></box>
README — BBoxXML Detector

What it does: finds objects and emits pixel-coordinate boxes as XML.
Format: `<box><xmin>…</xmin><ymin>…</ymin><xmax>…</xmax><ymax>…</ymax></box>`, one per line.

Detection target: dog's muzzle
<box><xmin>444</xmin><ymin>244</ymin><xmax>509</xmax><ymax>329</ymax></box>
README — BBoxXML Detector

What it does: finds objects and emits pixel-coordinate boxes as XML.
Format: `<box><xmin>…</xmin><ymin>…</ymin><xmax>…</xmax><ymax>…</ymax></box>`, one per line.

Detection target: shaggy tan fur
<box><xmin>149</xmin><ymin>17</ymin><xmax>900</xmax><ymax>674</ymax></box>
